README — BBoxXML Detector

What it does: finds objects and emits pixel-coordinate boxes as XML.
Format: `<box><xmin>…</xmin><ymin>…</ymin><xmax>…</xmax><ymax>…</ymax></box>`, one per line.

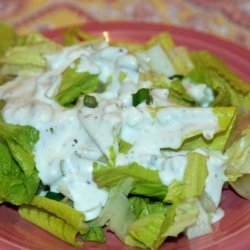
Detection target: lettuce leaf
<box><xmin>118</xmin><ymin>139</ymin><xmax>132</xmax><ymax>154</ymax></box>
<box><xmin>0</xmin><ymin>23</ymin><xmax>16</xmax><ymax>57</ymax></box>
<box><xmin>164</xmin><ymin>151</ymin><xmax>208</xmax><ymax>204</ymax></box>
<box><xmin>129</xmin><ymin>196</ymin><xmax>168</xmax><ymax>219</ymax></box>
<box><xmin>229</xmin><ymin>175</ymin><xmax>250</xmax><ymax>200</ymax></box>
<box><xmin>55</xmin><ymin>64</ymin><xmax>100</xmax><ymax>106</ymax></box>
<box><xmin>19</xmin><ymin>205</ymin><xmax>83</xmax><ymax>246</ymax></box>
<box><xmin>183</xmin><ymin>152</ymin><xmax>208</xmax><ymax>199</ymax></box>
<box><xmin>0</xmin><ymin>141</ymin><xmax>39</xmax><ymax>205</ymax></box>
<box><xmin>96</xmin><ymin>178</ymin><xmax>136</xmax><ymax>240</ymax></box>
<box><xmin>190</xmin><ymin>51</ymin><xmax>250</xmax><ymax>112</ymax></box>
<box><xmin>125</xmin><ymin>212</ymin><xmax>166</xmax><ymax>249</ymax></box>
<box><xmin>0</xmin><ymin>33</ymin><xmax>61</xmax><ymax>76</ymax></box>
<box><xmin>30</xmin><ymin>196</ymin><xmax>87</xmax><ymax>233</ymax></box>
<box><xmin>164</xmin><ymin>180</ymin><xmax>184</xmax><ymax>204</ymax></box>
<box><xmin>225</xmin><ymin>126</ymin><xmax>250</xmax><ymax>199</ymax></box>
<box><xmin>168</xmin><ymin>79</ymin><xmax>195</xmax><ymax>106</ymax></box>
<box><xmin>63</xmin><ymin>27</ymin><xmax>96</xmax><ymax>45</ymax></box>
<box><xmin>225</xmin><ymin>126</ymin><xmax>250</xmax><ymax>178</ymax></box>
<box><xmin>93</xmin><ymin>162</ymin><xmax>168</xmax><ymax>199</ymax></box>
<box><xmin>146</xmin><ymin>33</ymin><xmax>194</xmax><ymax>76</ymax></box>
<box><xmin>125</xmin><ymin>199</ymin><xmax>198</xmax><ymax>249</ymax></box>
<box><xmin>0</xmin><ymin>120</ymin><xmax>39</xmax><ymax>176</ymax></box>
<box><xmin>19</xmin><ymin>195</ymin><xmax>89</xmax><ymax>246</ymax></box>
<box><xmin>0</xmin><ymin>121</ymin><xmax>39</xmax><ymax>205</ymax></box>
<box><xmin>80</xmin><ymin>225</ymin><xmax>106</xmax><ymax>243</ymax></box>
<box><xmin>167</xmin><ymin>46</ymin><xmax>194</xmax><ymax>75</ymax></box>
<box><xmin>191</xmin><ymin>51</ymin><xmax>250</xmax><ymax>95</ymax></box>
<box><xmin>185</xmin><ymin>200</ymin><xmax>212</xmax><ymax>239</ymax></box>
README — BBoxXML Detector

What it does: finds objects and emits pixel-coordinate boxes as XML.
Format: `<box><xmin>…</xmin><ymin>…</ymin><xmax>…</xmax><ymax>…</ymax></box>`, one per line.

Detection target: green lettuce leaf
<box><xmin>182</xmin><ymin>152</ymin><xmax>208</xmax><ymax>199</ymax></box>
<box><xmin>0</xmin><ymin>141</ymin><xmax>39</xmax><ymax>205</ymax></box>
<box><xmin>139</xmin><ymin>71</ymin><xmax>171</xmax><ymax>89</ymax></box>
<box><xmin>125</xmin><ymin>212</ymin><xmax>166</xmax><ymax>249</ymax></box>
<box><xmin>96</xmin><ymin>178</ymin><xmax>136</xmax><ymax>240</ymax></box>
<box><xmin>166</xmin><ymin>46</ymin><xmax>194</xmax><ymax>75</ymax></box>
<box><xmin>229</xmin><ymin>175</ymin><xmax>250</xmax><ymax>200</ymax></box>
<box><xmin>30</xmin><ymin>196</ymin><xmax>87</xmax><ymax>233</ymax></box>
<box><xmin>129</xmin><ymin>196</ymin><xmax>168</xmax><ymax>219</ymax></box>
<box><xmin>191</xmin><ymin>51</ymin><xmax>250</xmax><ymax>95</ymax></box>
<box><xmin>185</xmin><ymin>200</ymin><xmax>212</xmax><ymax>239</ymax></box>
<box><xmin>190</xmin><ymin>51</ymin><xmax>250</xmax><ymax>112</ymax></box>
<box><xmin>0</xmin><ymin>23</ymin><xmax>16</xmax><ymax>57</ymax></box>
<box><xmin>168</xmin><ymin>79</ymin><xmax>195</xmax><ymax>106</ymax></box>
<box><xmin>160</xmin><ymin>200</ymin><xmax>198</xmax><ymax>239</ymax></box>
<box><xmin>164</xmin><ymin>151</ymin><xmax>208</xmax><ymax>203</ymax></box>
<box><xmin>62</xmin><ymin>27</ymin><xmax>105</xmax><ymax>46</ymax></box>
<box><xmin>93</xmin><ymin>162</ymin><xmax>168</xmax><ymax>199</ymax></box>
<box><xmin>19</xmin><ymin>195</ymin><xmax>89</xmax><ymax>246</ymax></box>
<box><xmin>0</xmin><ymin>121</ymin><xmax>39</xmax><ymax>205</ymax></box>
<box><xmin>225</xmin><ymin>126</ymin><xmax>250</xmax><ymax>178</ymax></box>
<box><xmin>19</xmin><ymin>205</ymin><xmax>83</xmax><ymax>246</ymax></box>
<box><xmin>0</xmin><ymin>120</ymin><xmax>39</xmax><ymax>176</ymax></box>
<box><xmin>144</xmin><ymin>33</ymin><xmax>193</xmax><ymax>76</ymax></box>
<box><xmin>125</xmin><ymin>199</ymin><xmax>198</xmax><ymax>250</ymax></box>
<box><xmin>118</xmin><ymin>139</ymin><xmax>132</xmax><ymax>154</ymax></box>
<box><xmin>0</xmin><ymin>33</ymin><xmax>61</xmax><ymax>76</ymax></box>
<box><xmin>164</xmin><ymin>180</ymin><xmax>184</xmax><ymax>204</ymax></box>
<box><xmin>55</xmin><ymin>64</ymin><xmax>100</xmax><ymax>106</ymax></box>
<box><xmin>225</xmin><ymin>126</ymin><xmax>250</xmax><ymax>199</ymax></box>
<box><xmin>80</xmin><ymin>225</ymin><xmax>106</xmax><ymax>243</ymax></box>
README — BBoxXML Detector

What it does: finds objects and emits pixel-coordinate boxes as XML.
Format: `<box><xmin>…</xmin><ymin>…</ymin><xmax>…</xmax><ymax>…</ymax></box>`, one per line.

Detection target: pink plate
<box><xmin>1</xmin><ymin>22</ymin><xmax>250</xmax><ymax>250</ymax></box>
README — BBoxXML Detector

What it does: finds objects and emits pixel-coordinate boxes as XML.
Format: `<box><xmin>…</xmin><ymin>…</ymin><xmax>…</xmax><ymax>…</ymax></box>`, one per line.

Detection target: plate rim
<box><xmin>43</xmin><ymin>21</ymin><xmax>250</xmax><ymax>58</ymax></box>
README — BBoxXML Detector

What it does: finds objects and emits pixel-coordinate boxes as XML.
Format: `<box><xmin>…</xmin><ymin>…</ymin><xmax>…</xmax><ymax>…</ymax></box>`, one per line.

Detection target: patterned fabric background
<box><xmin>0</xmin><ymin>0</ymin><xmax>249</xmax><ymax>49</ymax></box>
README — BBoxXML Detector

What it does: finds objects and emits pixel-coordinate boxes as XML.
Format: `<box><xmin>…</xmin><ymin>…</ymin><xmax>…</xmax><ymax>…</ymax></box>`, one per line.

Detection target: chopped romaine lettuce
<box><xmin>0</xmin><ymin>121</ymin><xmax>39</xmax><ymax>205</ymax></box>
<box><xmin>96</xmin><ymin>178</ymin><xmax>135</xmax><ymax>240</ymax></box>
<box><xmin>93</xmin><ymin>162</ymin><xmax>168</xmax><ymax>199</ymax></box>
<box><xmin>190</xmin><ymin>51</ymin><xmax>250</xmax><ymax>112</ymax></box>
<box><xmin>0</xmin><ymin>23</ymin><xmax>16</xmax><ymax>57</ymax></box>
<box><xmin>55</xmin><ymin>63</ymin><xmax>100</xmax><ymax>106</ymax></box>
<box><xmin>0</xmin><ymin>24</ymin><xmax>249</xmax><ymax>250</ymax></box>
<box><xmin>0</xmin><ymin>32</ymin><xmax>61</xmax><ymax>76</ymax></box>
<box><xmin>0</xmin><ymin>141</ymin><xmax>39</xmax><ymax>205</ymax></box>
<box><xmin>225</xmin><ymin>126</ymin><xmax>250</xmax><ymax>199</ymax></box>
<box><xmin>19</xmin><ymin>205</ymin><xmax>83</xmax><ymax>246</ymax></box>
<box><xmin>80</xmin><ymin>225</ymin><xmax>106</xmax><ymax>243</ymax></box>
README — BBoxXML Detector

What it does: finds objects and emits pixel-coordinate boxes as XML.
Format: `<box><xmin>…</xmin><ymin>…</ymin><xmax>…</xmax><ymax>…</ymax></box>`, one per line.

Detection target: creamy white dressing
<box><xmin>120</xmin><ymin>105</ymin><xmax>218</xmax><ymax>154</ymax></box>
<box><xmin>137</xmin><ymin>44</ymin><xmax>176</xmax><ymax>76</ymax></box>
<box><xmin>204</xmin><ymin>150</ymin><xmax>227</xmax><ymax>207</ymax></box>
<box><xmin>182</xmin><ymin>80</ymin><xmax>214</xmax><ymax>107</ymax></box>
<box><xmin>78</xmin><ymin>99</ymin><xmax>122</xmax><ymax>157</ymax></box>
<box><xmin>210</xmin><ymin>207</ymin><xmax>225</xmax><ymax>223</ymax></box>
<box><xmin>159</xmin><ymin>156</ymin><xmax>187</xmax><ymax>185</ymax></box>
<box><xmin>0</xmin><ymin>41</ymin><xmax>227</xmax><ymax>225</ymax></box>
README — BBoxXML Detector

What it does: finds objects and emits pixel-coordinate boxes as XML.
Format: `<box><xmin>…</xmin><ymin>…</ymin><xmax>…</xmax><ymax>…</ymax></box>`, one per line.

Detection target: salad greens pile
<box><xmin>0</xmin><ymin>23</ymin><xmax>250</xmax><ymax>249</ymax></box>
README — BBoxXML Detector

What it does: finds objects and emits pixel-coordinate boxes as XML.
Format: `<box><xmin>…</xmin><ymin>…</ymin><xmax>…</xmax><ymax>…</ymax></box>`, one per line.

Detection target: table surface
<box><xmin>0</xmin><ymin>0</ymin><xmax>249</xmax><ymax>49</ymax></box>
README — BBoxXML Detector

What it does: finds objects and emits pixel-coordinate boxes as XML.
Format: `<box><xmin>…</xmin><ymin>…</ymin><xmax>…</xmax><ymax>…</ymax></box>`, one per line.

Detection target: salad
<box><xmin>0</xmin><ymin>22</ymin><xmax>250</xmax><ymax>249</ymax></box>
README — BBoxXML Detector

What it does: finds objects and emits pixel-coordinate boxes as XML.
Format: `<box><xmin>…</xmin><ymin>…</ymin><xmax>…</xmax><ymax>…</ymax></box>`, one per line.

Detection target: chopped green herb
<box><xmin>119</xmin><ymin>139</ymin><xmax>133</xmax><ymax>154</ymax></box>
<box><xmin>45</xmin><ymin>191</ymin><xmax>65</xmax><ymax>201</ymax></box>
<box><xmin>0</xmin><ymin>100</ymin><xmax>5</xmax><ymax>110</ymax></box>
<box><xmin>168</xmin><ymin>74</ymin><xmax>184</xmax><ymax>80</ymax></box>
<box><xmin>132</xmin><ymin>88</ymin><xmax>152</xmax><ymax>107</ymax></box>
<box><xmin>83</xmin><ymin>95</ymin><xmax>98</xmax><ymax>108</ymax></box>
